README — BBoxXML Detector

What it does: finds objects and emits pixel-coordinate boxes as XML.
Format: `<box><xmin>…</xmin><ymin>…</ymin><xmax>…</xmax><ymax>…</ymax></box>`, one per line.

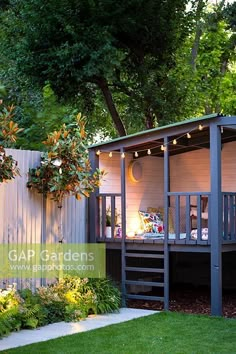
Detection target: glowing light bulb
<box><xmin>187</xmin><ymin>133</ymin><xmax>191</xmax><ymax>139</ymax></box>
<box><xmin>109</xmin><ymin>152</ymin><xmax>112</xmax><ymax>158</ymax></box>
<box><xmin>96</xmin><ymin>150</ymin><xmax>101</xmax><ymax>155</ymax></box>
<box><xmin>161</xmin><ymin>145</ymin><xmax>165</xmax><ymax>151</ymax></box>
<box><xmin>173</xmin><ymin>139</ymin><xmax>177</xmax><ymax>145</ymax></box>
<box><xmin>147</xmin><ymin>149</ymin><xmax>151</xmax><ymax>155</ymax></box>
<box><xmin>135</xmin><ymin>151</ymin><xmax>139</xmax><ymax>158</ymax></box>
<box><xmin>121</xmin><ymin>152</ymin><xmax>125</xmax><ymax>158</ymax></box>
<box><xmin>198</xmin><ymin>124</ymin><xmax>203</xmax><ymax>131</ymax></box>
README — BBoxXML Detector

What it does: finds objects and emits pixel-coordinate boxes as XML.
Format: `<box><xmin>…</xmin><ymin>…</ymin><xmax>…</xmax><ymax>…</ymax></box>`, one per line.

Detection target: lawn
<box><xmin>1</xmin><ymin>312</ymin><xmax>236</xmax><ymax>354</ymax></box>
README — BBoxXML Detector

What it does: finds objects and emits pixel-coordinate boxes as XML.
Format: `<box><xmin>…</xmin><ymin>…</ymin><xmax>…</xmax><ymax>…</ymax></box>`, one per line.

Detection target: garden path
<box><xmin>0</xmin><ymin>308</ymin><xmax>157</xmax><ymax>351</ymax></box>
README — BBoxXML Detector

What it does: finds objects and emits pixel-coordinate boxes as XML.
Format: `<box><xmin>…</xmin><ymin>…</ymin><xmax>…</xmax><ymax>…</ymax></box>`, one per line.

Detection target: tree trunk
<box><xmin>204</xmin><ymin>104</ymin><xmax>212</xmax><ymax>115</ymax></box>
<box><xmin>190</xmin><ymin>0</ymin><xmax>205</xmax><ymax>71</ymax></box>
<box><xmin>96</xmin><ymin>77</ymin><xmax>127</xmax><ymax>136</ymax></box>
<box><xmin>145</xmin><ymin>108</ymin><xmax>155</xmax><ymax>129</ymax></box>
<box><xmin>191</xmin><ymin>27</ymin><xmax>202</xmax><ymax>71</ymax></box>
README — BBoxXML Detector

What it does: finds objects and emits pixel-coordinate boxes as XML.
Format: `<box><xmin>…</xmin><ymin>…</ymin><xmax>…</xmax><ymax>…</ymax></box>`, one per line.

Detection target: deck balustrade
<box><xmin>96</xmin><ymin>192</ymin><xmax>236</xmax><ymax>245</ymax></box>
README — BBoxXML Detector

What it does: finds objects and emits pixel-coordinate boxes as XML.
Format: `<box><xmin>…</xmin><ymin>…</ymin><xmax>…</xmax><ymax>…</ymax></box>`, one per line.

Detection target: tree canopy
<box><xmin>169</xmin><ymin>0</ymin><xmax>236</xmax><ymax>117</ymax></box>
<box><xmin>0</xmin><ymin>0</ymin><xmax>235</xmax><ymax>146</ymax></box>
<box><xmin>0</xmin><ymin>0</ymin><xmax>192</xmax><ymax>136</ymax></box>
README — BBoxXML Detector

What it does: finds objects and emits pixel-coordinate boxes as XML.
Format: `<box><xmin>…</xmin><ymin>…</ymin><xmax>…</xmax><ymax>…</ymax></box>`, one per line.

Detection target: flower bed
<box><xmin>0</xmin><ymin>276</ymin><xmax>121</xmax><ymax>338</ymax></box>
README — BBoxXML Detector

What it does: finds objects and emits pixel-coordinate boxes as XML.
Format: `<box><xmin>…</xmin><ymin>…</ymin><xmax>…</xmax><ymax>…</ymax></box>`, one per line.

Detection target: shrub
<box><xmin>18</xmin><ymin>288</ymin><xmax>48</xmax><ymax>328</ymax></box>
<box><xmin>86</xmin><ymin>278</ymin><xmax>121</xmax><ymax>314</ymax></box>
<box><xmin>0</xmin><ymin>287</ymin><xmax>22</xmax><ymax>337</ymax></box>
<box><xmin>0</xmin><ymin>276</ymin><xmax>121</xmax><ymax>338</ymax></box>
<box><xmin>36</xmin><ymin>285</ymin><xmax>66</xmax><ymax>323</ymax></box>
<box><xmin>0</xmin><ymin>307</ymin><xmax>21</xmax><ymax>338</ymax></box>
<box><xmin>27</xmin><ymin>114</ymin><xmax>105</xmax><ymax>243</ymax></box>
<box><xmin>0</xmin><ymin>287</ymin><xmax>19</xmax><ymax>312</ymax></box>
<box><xmin>36</xmin><ymin>276</ymin><xmax>121</xmax><ymax>322</ymax></box>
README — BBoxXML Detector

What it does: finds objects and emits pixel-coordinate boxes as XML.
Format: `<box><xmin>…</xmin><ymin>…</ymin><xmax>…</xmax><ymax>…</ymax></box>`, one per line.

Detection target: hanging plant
<box><xmin>27</xmin><ymin>113</ymin><xmax>105</xmax><ymax>242</ymax></box>
<box><xmin>0</xmin><ymin>102</ymin><xmax>22</xmax><ymax>183</ymax></box>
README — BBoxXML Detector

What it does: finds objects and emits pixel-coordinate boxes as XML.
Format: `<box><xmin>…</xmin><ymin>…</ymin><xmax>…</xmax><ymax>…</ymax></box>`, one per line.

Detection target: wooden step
<box><xmin>125</xmin><ymin>266</ymin><xmax>164</xmax><ymax>273</ymax></box>
<box><xmin>126</xmin><ymin>294</ymin><xmax>164</xmax><ymax>302</ymax></box>
<box><xmin>125</xmin><ymin>252</ymin><xmax>164</xmax><ymax>259</ymax></box>
<box><xmin>125</xmin><ymin>280</ymin><xmax>164</xmax><ymax>287</ymax></box>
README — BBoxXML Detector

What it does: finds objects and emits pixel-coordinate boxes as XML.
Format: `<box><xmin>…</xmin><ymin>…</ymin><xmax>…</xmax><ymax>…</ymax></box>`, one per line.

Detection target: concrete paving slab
<box><xmin>0</xmin><ymin>308</ymin><xmax>157</xmax><ymax>351</ymax></box>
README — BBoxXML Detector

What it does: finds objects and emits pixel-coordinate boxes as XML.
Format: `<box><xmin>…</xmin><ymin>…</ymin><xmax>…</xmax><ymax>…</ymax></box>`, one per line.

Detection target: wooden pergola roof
<box><xmin>89</xmin><ymin>114</ymin><xmax>236</xmax><ymax>157</ymax></box>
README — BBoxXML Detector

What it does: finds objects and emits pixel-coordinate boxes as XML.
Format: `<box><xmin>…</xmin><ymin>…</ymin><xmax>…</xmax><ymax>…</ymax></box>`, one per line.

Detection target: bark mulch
<box><xmin>127</xmin><ymin>287</ymin><xmax>236</xmax><ymax>318</ymax></box>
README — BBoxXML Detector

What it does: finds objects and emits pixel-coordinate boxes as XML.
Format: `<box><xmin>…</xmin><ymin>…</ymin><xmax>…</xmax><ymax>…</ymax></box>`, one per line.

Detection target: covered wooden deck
<box><xmin>88</xmin><ymin>114</ymin><xmax>236</xmax><ymax>316</ymax></box>
<box><xmin>96</xmin><ymin>191</ymin><xmax>236</xmax><ymax>252</ymax></box>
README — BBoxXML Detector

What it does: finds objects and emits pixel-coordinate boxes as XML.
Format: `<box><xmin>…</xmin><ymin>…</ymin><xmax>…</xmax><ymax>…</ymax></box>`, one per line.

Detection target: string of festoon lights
<box><xmin>96</xmin><ymin>124</ymin><xmax>204</xmax><ymax>158</ymax></box>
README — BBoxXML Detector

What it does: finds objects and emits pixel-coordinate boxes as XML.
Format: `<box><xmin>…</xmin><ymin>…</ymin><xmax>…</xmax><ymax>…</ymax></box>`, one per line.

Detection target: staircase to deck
<box><xmin>123</xmin><ymin>248</ymin><xmax>167</xmax><ymax>305</ymax></box>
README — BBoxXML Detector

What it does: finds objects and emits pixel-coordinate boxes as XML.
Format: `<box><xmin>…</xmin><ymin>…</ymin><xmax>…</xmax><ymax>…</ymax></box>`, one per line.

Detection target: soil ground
<box><xmin>127</xmin><ymin>286</ymin><xmax>236</xmax><ymax>318</ymax></box>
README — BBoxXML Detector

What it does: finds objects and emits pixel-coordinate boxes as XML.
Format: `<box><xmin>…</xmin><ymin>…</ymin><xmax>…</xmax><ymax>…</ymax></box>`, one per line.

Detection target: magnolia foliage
<box><xmin>27</xmin><ymin>113</ymin><xmax>105</xmax><ymax>205</ymax></box>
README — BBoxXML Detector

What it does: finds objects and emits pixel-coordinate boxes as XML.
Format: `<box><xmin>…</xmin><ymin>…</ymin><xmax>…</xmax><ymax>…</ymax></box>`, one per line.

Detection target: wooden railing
<box><xmin>167</xmin><ymin>192</ymin><xmax>210</xmax><ymax>244</ymax></box>
<box><xmin>97</xmin><ymin>193</ymin><xmax>122</xmax><ymax>241</ymax></box>
<box><xmin>222</xmin><ymin>192</ymin><xmax>236</xmax><ymax>242</ymax></box>
<box><xmin>97</xmin><ymin>192</ymin><xmax>236</xmax><ymax>244</ymax></box>
<box><xmin>168</xmin><ymin>192</ymin><xmax>236</xmax><ymax>244</ymax></box>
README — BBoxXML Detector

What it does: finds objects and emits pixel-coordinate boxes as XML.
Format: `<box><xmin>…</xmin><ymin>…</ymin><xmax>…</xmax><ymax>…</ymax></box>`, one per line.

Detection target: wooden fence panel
<box><xmin>0</xmin><ymin>149</ymin><xmax>86</xmax><ymax>288</ymax></box>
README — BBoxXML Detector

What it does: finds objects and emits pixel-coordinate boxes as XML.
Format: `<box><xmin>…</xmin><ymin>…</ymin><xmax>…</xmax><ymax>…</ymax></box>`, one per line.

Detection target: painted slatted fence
<box><xmin>0</xmin><ymin>149</ymin><xmax>86</xmax><ymax>289</ymax></box>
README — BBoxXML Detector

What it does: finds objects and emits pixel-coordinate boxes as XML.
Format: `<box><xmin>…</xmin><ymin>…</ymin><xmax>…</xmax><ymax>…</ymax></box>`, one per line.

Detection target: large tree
<box><xmin>168</xmin><ymin>1</ymin><xmax>236</xmax><ymax>117</ymax></box>
<box><xmin>0</xmin><ymin>0</ymin><xmax>191</xmax><ymax>136</ymax></box>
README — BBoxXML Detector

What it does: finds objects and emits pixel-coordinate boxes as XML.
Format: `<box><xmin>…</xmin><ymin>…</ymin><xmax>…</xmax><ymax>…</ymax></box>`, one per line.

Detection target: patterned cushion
<box><xmin>139</xmin><ymin>211</ymin><xmax>164</xmax><ymax>233</ymax></box>
<box><xmin>191</xmin><ymin>228</ymin><xmax>208</xmax><ymax>240</ymax></box>
<box><xmin>147</xmin><ymin>207</ymin><xmax>174</xmax><ymax>233</ymax></box>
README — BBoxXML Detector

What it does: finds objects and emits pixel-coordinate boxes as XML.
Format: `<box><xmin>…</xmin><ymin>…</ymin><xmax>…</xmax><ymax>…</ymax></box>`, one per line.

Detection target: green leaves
<box><xmin>0</xmin><ymin>0</ymin><xmax>193</xmax><ymax>136</ymax></box>
<box><xmin>1</xmin><ymin>0</ymin><xmax>234</xmax><ymax>139</ymax></box>
<box><xmin>0</xmin><ymin>102</ymin><xmax>22</xmax><ymax>183</ymax></box>
<box><xmin>27</xmin><ymin>113</ymin><xmax>105</xmax><ymax>204</ymax></box>
<box><xmin>0</xmin><ymin>276</ymin><xmax>120</xmax><ymax>337</ymax></box>
<box><xmin>0</xmin><ymin>149</ymin><xmax>20</xmax><ymax>183</ymax></box>
<box><xmin>167</xmin><ymin>3</ymin><xmax>236</xmax><ymax>118</ymax></box>
<box><xmin>0</xmin><ymin>103</ymin><xmax>23</xmax><ymax>146</ymax></box>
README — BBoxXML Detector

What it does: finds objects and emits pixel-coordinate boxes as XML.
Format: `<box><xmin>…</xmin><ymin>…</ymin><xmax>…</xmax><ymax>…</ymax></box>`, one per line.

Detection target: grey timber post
<box><xmin>164</xmin><ymin>136</ymin><xmax>169</xmax><ymax>311</ymax></box>
<box><xmin>120</xmin><ymin>147</ymin><xmax>127</xmax><ymax>307</ymax></box>
<box><xmin>210</xmin><ymin>123</ymin><xmax>222</xmax><ymax>316</ymax></box>
<box><xmin>88</xmin><ymin>149</ymin><xmax>99</xmax><ymax>243</ymax></box>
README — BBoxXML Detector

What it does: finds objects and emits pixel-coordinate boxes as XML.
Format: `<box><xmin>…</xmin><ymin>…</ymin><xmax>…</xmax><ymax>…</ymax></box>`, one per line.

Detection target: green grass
<box><xmin>1</xmin><ymin>312</ymin><xmax>236</xmax><ymax>354</ymax></box>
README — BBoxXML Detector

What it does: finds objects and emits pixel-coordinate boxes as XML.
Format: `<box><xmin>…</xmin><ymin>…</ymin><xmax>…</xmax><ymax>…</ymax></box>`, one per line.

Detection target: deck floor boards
<box><xmin>97</xmin><ymin>238</ymin><xmax>236</xmax><ymax>252</ymax></box>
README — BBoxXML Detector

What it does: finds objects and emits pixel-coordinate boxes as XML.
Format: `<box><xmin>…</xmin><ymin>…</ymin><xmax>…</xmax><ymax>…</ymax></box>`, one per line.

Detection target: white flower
<box><xmin>52</xmin><ymin>158</ymin><xmax>62</xmax><ymax>167</ymax></box>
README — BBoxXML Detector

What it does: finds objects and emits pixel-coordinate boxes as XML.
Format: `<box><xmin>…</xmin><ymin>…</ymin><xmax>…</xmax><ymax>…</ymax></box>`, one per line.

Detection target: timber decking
<box><xmin>97</xmin><ymin>238</ymin><xmax>236</xmax><ymax>253</ymax></box>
